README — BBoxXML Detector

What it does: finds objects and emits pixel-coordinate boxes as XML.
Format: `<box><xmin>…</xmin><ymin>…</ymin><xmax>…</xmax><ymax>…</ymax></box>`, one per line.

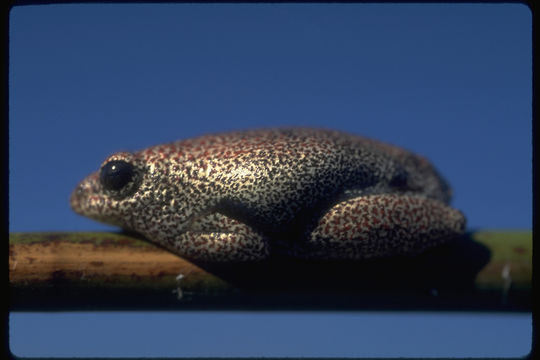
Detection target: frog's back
<box><xmin>173</xmin><ymin>127</ymin><xmax>450</xmax><ymax>201</ymax></box>
<box><xmin>144</xmin><ymin>128</ymin><xmax>451</xmax><ymax>232</ymax></box>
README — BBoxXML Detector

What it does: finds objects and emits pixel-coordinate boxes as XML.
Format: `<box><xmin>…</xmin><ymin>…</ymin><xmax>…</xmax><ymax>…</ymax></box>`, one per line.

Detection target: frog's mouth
<box><xmin>70</xmin><ymin>173</ymin><xmax>99</xmax><ymax>215</ymax></box>
<box><xmin>70</xmin><ymin>172</ymin><xmax>125</xmax><ymax>227</ymax></box>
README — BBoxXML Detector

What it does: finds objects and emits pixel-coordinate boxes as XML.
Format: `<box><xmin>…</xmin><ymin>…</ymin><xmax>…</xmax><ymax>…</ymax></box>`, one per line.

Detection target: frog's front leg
<box><xmin>166</xmin><ymin>213</ymin><xmax>270</xmax><ymax>263</ymax></box>
<box><xmin>303</xmin><ymin>194</ymin><xmax>466</xmax><ymax>260</ymax></box>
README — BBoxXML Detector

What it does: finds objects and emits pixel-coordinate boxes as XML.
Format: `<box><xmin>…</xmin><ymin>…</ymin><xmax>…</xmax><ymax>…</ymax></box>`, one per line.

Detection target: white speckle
<box><xmin>174</xmin><ymin>273</ymin><xmax>185</xmax><ymax>300</ymax></box>
<box><xmin>205</xmin><ymin>164</ymin><xmax>213</xmax><ymax>177</ymax></box>
<box><xmin>501</xmin><ymin>263</ymin><xmax>512</xmax><ymax>305</ymax></box>
<box><xmin>501</xmin><ymin>264</ymin><xmax>511</xmax><ymax>279</ymax></box>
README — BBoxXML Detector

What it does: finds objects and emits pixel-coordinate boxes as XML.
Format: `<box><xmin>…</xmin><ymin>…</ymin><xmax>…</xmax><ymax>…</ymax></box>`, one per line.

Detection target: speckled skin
<box><xmin>71</xmin><ymin>128</ymin><xmax>466</xmax><ymax>263</ymax></box>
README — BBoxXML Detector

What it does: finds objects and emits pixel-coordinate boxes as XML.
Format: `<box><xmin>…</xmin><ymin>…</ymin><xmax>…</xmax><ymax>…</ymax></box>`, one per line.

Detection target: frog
<box><xmin>70</xmin><ymin>127</ymin><xmax>466</xmax><ymax>263</ymax></box>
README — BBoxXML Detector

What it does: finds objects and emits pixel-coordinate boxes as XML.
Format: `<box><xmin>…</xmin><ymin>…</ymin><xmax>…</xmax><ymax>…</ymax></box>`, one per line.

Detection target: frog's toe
<box><xmin>161</xmin><ymin>212</ymin><xmax>271</xmax><ymax>263</ymax></box>
<box><xmin>304</xmin><ymin>193</ymin><xmax>466</xmax><ymax>260</ymax></box>
<box><xmin>171</xmin><ymin>231</ymin><xmax>270</xmax><ymax>263</ymax></box>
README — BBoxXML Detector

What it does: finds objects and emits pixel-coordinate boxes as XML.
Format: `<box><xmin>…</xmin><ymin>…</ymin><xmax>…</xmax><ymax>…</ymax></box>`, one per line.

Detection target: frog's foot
<box><xmin>168</xmin><ymin>213</ymin><xmax>270</xmax><ymax>263</ymax></box>
<box><xmin>304</xmin><ymin>193</ymin><xmax>466</xmax><ymax>260</ymax></box>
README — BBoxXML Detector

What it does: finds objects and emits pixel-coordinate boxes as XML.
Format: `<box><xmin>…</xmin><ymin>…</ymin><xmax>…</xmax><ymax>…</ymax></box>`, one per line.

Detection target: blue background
<box><xmin>9</xmin><ymin>3</ymin><xmax>532</xmax><ymax>357</ymax></box>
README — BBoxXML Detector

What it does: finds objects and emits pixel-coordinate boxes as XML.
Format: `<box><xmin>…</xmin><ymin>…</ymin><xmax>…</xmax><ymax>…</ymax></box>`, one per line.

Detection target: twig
<box><xmin>9</xmin><ymin>231</ymin><xmax>531</xmax><ymax>311</ymax></box>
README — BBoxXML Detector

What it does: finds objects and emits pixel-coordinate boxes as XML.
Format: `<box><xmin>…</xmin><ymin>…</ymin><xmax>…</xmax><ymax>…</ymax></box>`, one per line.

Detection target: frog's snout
<box><xmin>70</xmin><ymin>173</ymin><xmax>100</xmax><ymax>216</ymax></box>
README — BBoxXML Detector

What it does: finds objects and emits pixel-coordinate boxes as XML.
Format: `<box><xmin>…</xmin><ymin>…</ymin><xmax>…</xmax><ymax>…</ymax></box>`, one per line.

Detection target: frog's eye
<box><xmin>100</xmin><ymin>160</ymin><xmax>135</xmax><ymax>191</ymax></box>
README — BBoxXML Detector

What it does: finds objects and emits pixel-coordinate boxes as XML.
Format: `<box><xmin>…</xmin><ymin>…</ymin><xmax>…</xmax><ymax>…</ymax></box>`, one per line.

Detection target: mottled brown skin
<box><xmin>71</xmin><ymin>128</ymin><xmax>466</xmax><ymax>263</ymax></box>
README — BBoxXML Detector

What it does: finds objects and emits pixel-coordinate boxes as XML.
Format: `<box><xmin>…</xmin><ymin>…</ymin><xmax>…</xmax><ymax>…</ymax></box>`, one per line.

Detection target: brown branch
<box><xmin>9</xmin><ymin>231</ymin><xmax>531</xmax><ymax>311</ymax></box>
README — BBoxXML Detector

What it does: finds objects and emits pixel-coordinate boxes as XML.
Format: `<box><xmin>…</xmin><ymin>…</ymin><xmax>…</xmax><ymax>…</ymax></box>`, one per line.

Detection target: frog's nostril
<box><xmin>69</xmin><ymin>191</ymin><xmax>79</xmax><ymax>210</ymax></box>
<box><xmin>70</xmin><ymin>182</ymin><xmax>89</xmax><ymax>211</ymax></box>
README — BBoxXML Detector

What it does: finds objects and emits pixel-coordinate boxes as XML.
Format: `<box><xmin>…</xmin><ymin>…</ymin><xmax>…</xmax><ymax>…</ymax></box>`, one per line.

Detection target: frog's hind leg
<box><xmin>167</xmin><ymin>213</ymin><xmax>270</xmax><ymax>263</ymax></box>
<box><xmin>303</xmin><ymin>194</ymin><xmax>466</xmax><ymax>260</ymax></box>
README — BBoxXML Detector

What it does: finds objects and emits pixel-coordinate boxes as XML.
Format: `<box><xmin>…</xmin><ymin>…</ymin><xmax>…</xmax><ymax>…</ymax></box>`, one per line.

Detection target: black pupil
<box><xmin>100</xmin><ymin>160</ymin><xmax>134</xmax><ymax>191</ymax></box>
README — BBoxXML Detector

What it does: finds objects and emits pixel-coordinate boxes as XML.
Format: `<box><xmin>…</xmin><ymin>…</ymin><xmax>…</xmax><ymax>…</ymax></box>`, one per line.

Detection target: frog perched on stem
<box><xmin>71</xmin><ymin>128</ymin><xmax>465</xmax><ymax>263</ymax></box>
